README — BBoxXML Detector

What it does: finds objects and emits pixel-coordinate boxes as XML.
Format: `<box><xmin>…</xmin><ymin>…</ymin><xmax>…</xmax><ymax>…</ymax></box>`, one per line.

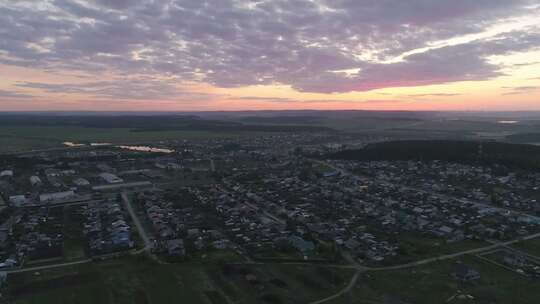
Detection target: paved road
<box><xmin>121</xmin><ymin>192</ymin><xmax>152</xmax><ymax>251</ymax></box>
<box><xmin>371</xmin><ymin>232</ymin><xmax>540</xmax><ymax>271</ymax></box>
<box><xmin>5</xmin><ymin>259</ymin><xmax>92</xmax><ymax>274</ymax></box>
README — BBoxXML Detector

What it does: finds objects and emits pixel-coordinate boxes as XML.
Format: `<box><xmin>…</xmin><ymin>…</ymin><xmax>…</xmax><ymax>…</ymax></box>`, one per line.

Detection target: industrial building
<box><xmin>0</xmin><ymin>170</ymin><xmax>13</xmax><ymax>178</ymax></box>
<box><xmin>39</xmin><ymin>191</ymin><xmax>75</xmax><ymax>203</ymax></box>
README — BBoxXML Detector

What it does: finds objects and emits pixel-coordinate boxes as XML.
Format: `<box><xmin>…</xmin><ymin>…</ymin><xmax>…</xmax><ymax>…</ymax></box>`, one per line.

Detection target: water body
<box><xmin>90</xmin><ymin>143</ymin><xmax>112</xmax><ymax>146</ymax></box>
<box><xmin>63</xmin><ymin>142</ymin><xmax>174</xmax><ymax>153</ymax></box>
<box><xmin>63</xmin><ymin>141</ymin><xmax>85</xmax><ymax>147</ymax></box>
<box><xmin>116</xmin><ymin>145</ymin><xmax>175</xmax><ymax>153</ymax></box>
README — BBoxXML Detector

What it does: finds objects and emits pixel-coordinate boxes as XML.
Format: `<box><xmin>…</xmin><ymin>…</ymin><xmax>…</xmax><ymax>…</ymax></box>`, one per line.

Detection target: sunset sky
<box><xmin>1</xmin><ymin>0</ymin><xmax>540</xmax><ymax>111</ymax></box>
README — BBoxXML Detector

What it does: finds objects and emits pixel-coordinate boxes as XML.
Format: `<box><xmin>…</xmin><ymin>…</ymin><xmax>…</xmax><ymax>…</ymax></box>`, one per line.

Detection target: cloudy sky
<box><xmin>1</xmin><ymin>0</ymin><xmax>540</xmax><ymax>111</ymax></box>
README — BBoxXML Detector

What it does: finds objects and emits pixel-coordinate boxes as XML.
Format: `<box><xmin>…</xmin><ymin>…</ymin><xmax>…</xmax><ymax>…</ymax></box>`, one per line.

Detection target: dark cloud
<box><xmin>294</xmin><ymin>30</ymin><xmax>540</xmax><ymax>93</ymax></box>
<box><xmin>0</xmin><ymin>89</ymin><xmax>34</xmax><ymax>99</ymax></box>
<box><xmin>0</xmin><ymin>0</ymin><xmax>539</xmax><ymax>98</ymax></box>
<box><xmin>15</xmin><ymin>78</ymin><xmax>218</xmax><ymax>101</ymax></box>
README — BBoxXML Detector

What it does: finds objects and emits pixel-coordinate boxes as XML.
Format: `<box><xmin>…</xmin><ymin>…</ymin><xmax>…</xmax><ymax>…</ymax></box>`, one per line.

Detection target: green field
<box><xmin>390</xmin><ymin>235</ymin><xmax>488</xmax><ymax>265</ymax></box>
<box><xmin>2</xmin><ymin>114</ymin><xmax>539</xmax><ymax>153</ymax></box>
<box><xmin>0</xmin><ymin>126</ymin><xmax>266</xmax><ymax>153</ymax></box>
<box><xmin>62</xmin><ymin>206</ymin><xmax>87</xmax><ymax>261</ymax></box>
<box><xmin>328</xmin><ymin>255</ymin><xmax>540</xmax><ymax>304</ymax></box>
<box><xmin>7</xmin><ymin>255</ymin><xmax>353</xmax><ymax>304</ymax></box>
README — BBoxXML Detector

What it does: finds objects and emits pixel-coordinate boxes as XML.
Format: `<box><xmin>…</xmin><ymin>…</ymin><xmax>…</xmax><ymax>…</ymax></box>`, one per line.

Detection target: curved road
<box><xmin>310</xmin><ymin>270</ymin><xmax>362</xmax><ymax>304</ymax></box>
<box><xmin>5</xmin><ymin>259</ymin><xmax>92</xmax><ymax>274</ymax></box>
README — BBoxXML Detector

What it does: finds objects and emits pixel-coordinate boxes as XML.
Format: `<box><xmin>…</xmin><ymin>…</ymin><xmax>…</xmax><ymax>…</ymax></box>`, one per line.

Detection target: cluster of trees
<box><xmin>327</xmin><ymin>140</ymin><xmax>540</xmax><ymax>171</ymax></box>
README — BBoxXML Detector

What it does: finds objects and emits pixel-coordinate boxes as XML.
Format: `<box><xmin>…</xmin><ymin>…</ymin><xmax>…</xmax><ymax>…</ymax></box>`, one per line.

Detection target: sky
<box><xmin>1</xmin><ymin>0</ymin><xmax>540</xmax><ymax>111</ymax></box>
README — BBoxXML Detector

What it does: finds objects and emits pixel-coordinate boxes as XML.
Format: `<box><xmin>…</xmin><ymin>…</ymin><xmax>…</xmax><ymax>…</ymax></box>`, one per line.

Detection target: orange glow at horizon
<box><xmin>1</xmin><ymin>50</ymin><xmax>540</xmax><ymax>112</ymax></box>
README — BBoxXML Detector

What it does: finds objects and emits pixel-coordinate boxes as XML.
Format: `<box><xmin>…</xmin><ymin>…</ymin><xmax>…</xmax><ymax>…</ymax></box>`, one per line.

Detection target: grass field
<box><xmin>328</xmin><ymin>255</ymin><xmax>540</xmax><ymax>304</ymax></box>
<box><xmin>7</xmin><ymin>255</ymin><xmax>353</xmax><ymax>304</ymax></box>
<box><xmin>389</xmin><ymin>235</ymin><xmax>488</xmax><ymax>265</ymax></box>
<box><xmin>0</xmin><ymin>126</ymin><xmax>266</xmax><ymax>153</ymax></box>
<box><xmin>2</xmin><ymin>116</ymin><xmax>537</xmax><ymax>153</ymax></box>
<box><xmin>62</xmin><ymin>206</ymin><xmax>87</xmax><ymax>261</ymax></box>
<box><xmin>9</xmin><ymin>256</ymin><xmax>210</xmax><ymax>304</ymax></box>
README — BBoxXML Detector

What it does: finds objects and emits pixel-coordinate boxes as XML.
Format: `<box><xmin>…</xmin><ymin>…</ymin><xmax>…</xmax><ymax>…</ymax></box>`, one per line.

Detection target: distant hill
<box><xmin>0</xmin><ymin>114</ymin><xmax>334</xmax><ymax>133</ymax></box>
<box><xmin>326</xmin><ymin>140</ymin><xmax>540</xmax><ymax>170</ymax></box>
<box><xmin>237</xmin><ymin>116</ymin><xmax>324</xmax><ymax>125</ymax></box>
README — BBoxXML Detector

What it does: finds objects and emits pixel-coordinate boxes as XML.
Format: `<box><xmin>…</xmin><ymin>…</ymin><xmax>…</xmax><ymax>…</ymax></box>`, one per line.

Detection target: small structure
<box><xmin>452</xmin><ymin>263</ymin><xmax>480</xmax><ymax>282</ymax></box>
<box><xmin>0</xmin><ymin>170</ymin><xmax>13</xmax><ymax>178</ymax></box>
<box><xmin>167</xmin><ymin>239</ymin><xmax>185</xmax><ymax>256</ymax></box>
<box><xmin>288</xmin><ymin>235</ymin><xmax>315</xmax><ymax>254</ymax></box>
<box><xmin>99</xmin><ymin>173</ymin><xmax>124</xmax><ymax>184</ymax></box>
<box><xmin>9</xmin><ymin>195</ymin><xmax>29</xmax><ymax>206</ymax></box>
<box><xmin>73</xmin><ymin>178</ymin><xmax>90</xmax><ymax>186</ymax></box>
<box><xmin>503</xmin><ymin>253</ymin><xmax>527</xmax><ymax>267</ymax></box>
<box><xmin>30</xmin><ymin>175</ymin><xmax>42</xmax><ymax>186</ymax></box>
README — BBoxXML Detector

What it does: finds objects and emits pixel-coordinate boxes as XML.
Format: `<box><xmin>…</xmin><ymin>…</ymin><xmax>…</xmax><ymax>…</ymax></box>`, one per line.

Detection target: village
<box><xmin>0</xmin><ymin>134</ymin><xmax>540</xmax><ymax>303</ymax></box>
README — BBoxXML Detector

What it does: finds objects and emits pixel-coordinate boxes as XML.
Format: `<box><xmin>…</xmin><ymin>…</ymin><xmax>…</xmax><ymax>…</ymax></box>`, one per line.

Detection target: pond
<box><xmin>63</xmin><ymin>142</ymin><xmax>174</xmax><ymax>153</ymax></box>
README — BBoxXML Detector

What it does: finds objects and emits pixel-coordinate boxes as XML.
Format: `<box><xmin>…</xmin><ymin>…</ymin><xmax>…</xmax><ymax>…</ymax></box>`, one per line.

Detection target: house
<box><xmin>452</xmin><ymin>263</ymin><xmax>480</xmax><ymax>282</ymax></box>
<box><xmin>439</xmin><ymin>226</ymin><xmax>454</xmax><ymax>235</ymax></box>
<box><xmin>99</xmin><ymin>173</ymin><xmax>124</xmax><ymax>184</ymax></box>
<box><xmin>0</xmin><ymin>170</ymin><xmax>13</xmax><ymax>178</ymax></box>
<box><xmin>288</xmin><ymin>235</ymin><xmax>315</xmax><ymax>254</ymax></box>
<box><xmin>9</xmin><ymin>195</ymin><xmax>29</xmax><ymax>206</ymax></box>
<box><xmin>0</xmin><ymin>257</ymin><xmax>17</xmax><ymax>269</ymax></box>
<box><xmin>30</xmin><ymin>175</ymin><xmax>42</xmax><ymax>186</ymax></box>
<box><xmin>73</xmin><ymin>178</ymin><xmax>90</xmax><ymax>186</ymax></box>
<box><xmin>167</xmin><ymin>239</ymin><xmax>185</xmax><ymax>256</ymax></box>
<box><xmin>44</xmin><ymin>168</ymin><xmax>62</xmax><ymax>177</ymax></box>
